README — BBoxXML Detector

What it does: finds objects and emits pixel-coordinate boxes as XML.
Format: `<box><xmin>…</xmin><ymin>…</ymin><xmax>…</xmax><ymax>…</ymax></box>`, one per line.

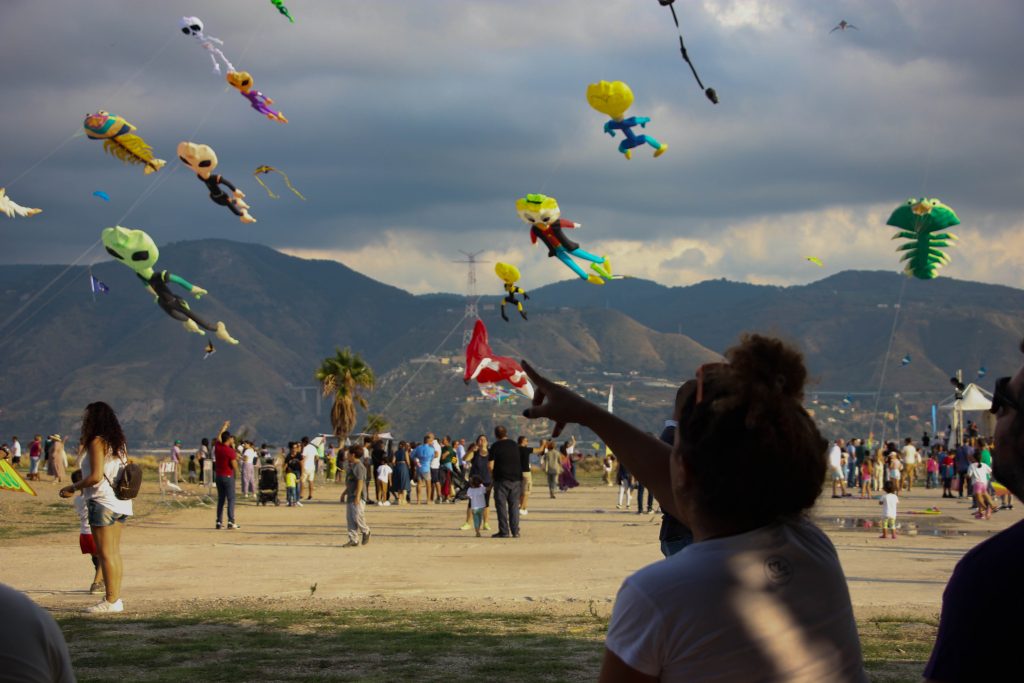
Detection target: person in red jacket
<box><xmin>213</xmin><ymin>421</ymin><xmax>240</xmax><ymax>530</ymax></box>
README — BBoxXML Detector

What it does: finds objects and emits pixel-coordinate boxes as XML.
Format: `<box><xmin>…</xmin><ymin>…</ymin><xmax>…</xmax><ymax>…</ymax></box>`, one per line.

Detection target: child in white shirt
<box><xmin>467</xmin><ymin>475</ymin><xmax>487</xmax><ymax>538</ymax></box>
<box><xmin>71</xmin><ymin>470</ymin><xmax>103</xmax><ymax>593</ymax></box>
<box><xmin>968</xmin><ymin>453</ymin><xmax>995</xmax><ymax>519</ymax></box>
<box><xmin>375</xmin><ymin>462</ymin><xmax>393</xmax><ymax>506</ymax></box>
<box><xmin>879</xmin><ymin>481</ymin><xmax>899</xmax><ymax>539</ymax></box>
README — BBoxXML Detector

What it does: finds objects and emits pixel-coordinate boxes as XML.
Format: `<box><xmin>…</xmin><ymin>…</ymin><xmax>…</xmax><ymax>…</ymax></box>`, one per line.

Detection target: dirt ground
<box><xmin>1</xmin><ymin>475</ymin><xmax>1016</xmax><ymax>620</ymax></box>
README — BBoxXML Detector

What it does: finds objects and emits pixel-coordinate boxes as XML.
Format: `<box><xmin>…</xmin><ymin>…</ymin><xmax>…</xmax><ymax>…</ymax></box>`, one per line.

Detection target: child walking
<box><xmin>968</xmin><ymin>453</ymin><xmax>996</xmax><ymax>519</ymax></box>
<box><xmin>940</xmin><ymin>449</ymin><xmax>956</xmax><ymax>498</ymax></box>
<box><xmin>925</xmin><ymin>454</ymin><xmax>939</xmax><ymax>489</ymax></box>
<box><xmin>879</xmin><ymin>481</ymin><xmax>898</xmax><ymax>540</ymax></box>
<box><xmin>859</xmin><ymin>459</ymin><xmax>872</xmax><ymax>498</ymax></box>
<box><xmin>285</xmin><ymin>469</ymin><xmax>298</xmax><ymax>506</ymax></box>
<box><xmin>71</xmin><ymin>470</ymin><xmax>104</xmax><ymax>594</ymax></box>
<box><xmin>467</xmin><ymin>475</ymin><xmax>487</xmax><ymax>538</ymax></box>
<box><xmin>375</xmin><ymin>460</ymin><xmax>393</xmax><ymax>506</ymax></box>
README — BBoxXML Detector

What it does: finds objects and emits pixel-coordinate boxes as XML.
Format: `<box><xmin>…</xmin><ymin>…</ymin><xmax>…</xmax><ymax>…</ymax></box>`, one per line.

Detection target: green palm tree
<box><xmin>314</xmin><ymin>348</ymin><xmax>375</xmax><ymax>440</ymax></box>
<box><xmin>364</xmin><ymin>413</ymin><xmax>389</xmax><ymax>436</ymax></box>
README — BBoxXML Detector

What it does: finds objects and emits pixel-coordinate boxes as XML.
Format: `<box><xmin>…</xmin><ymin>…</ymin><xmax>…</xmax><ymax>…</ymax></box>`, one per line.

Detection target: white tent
<box><xmin>939</xmin><ymin>383</ymin><xmax>993</xmax><ymax>437</ymax></box>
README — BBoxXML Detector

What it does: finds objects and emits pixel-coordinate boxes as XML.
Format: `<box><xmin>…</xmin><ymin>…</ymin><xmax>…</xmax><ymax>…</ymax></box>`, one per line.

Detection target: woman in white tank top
<box><xmin>59</xmin><ymin>402</ymin><xmax>132</xmax><ymax>614</ymax></box>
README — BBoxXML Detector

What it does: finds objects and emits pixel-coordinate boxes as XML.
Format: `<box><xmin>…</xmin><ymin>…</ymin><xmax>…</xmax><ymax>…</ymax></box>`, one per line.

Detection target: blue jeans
<box><xmin>215</xmin><ymin>475</ymin><xmax>236</xmax><ymax>524</ymax></box>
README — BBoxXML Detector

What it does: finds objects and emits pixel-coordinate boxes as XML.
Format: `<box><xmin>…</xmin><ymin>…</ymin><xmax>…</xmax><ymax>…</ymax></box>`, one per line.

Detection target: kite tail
<box><xmin>253</xmin><ymin>175</ymin><xmax>279</xmax><ymax>199</ymax></box>
<box><xmin>278</xmin><ymin>170</ymin><xmax>306</xmax><ymax>200</ymax></box>
<box><xmin>104</xmin><ymin>135</ymin><xmax>166</xmax><ymax>174</ymax></box>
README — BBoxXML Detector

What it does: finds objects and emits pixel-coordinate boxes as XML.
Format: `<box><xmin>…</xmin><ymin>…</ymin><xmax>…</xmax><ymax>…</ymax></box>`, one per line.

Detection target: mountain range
<box><xmin>1</xmin><ymin>239</ymin><xmax>1021</xmax><ymax>446</ymax></box>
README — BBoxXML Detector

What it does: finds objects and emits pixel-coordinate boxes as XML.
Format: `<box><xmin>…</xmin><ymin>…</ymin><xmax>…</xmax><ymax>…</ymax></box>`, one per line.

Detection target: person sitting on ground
<box><xmin>924</xmin><ymin>340</ymin><xmax>1024</xmax><ymax>681</ymax></box>
<box><xmin>521</xmin><ymin>334</ymin><xmax>866</xmax><ymax>681</ymax></box>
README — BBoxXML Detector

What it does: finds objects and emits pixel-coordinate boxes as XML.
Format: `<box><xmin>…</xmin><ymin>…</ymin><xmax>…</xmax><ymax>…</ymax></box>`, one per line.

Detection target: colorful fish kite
<box><xmin>887</xmin><ymin>198</ymin><xmax>960</xmax><ymax>280</ymax></box>
<box><xmin>464</xmin><ymin>319</ymin><xmax>534</xmax><ymax>399</ymax></box>
<box><xmin>0</xmin><ymin>188</ymin><xmax>41</xmax><ymax>219</ymax></box>
<box><xmin>253</xmin><ymin>165</ymin><xmax>305</xmax><ymax>200</ymax></box>
<box><xmin>83</xmin><ymin>111</ymin><xmax>166</xmax><ymax>175</ymax></box>
<box><xmin>657</xmin><ymin>0</ymin><xmax>718</xmax><ymax>104</ymax></box>
<box><xmin>0</xmin><ymin>459</ymin><xmax>36</xmax><ymax>496</ymax></box>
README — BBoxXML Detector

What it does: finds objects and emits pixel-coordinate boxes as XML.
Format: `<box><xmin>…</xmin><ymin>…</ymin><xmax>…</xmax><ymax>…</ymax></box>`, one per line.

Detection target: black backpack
<box><xmin>106</xmin><ymin>455</ymin><xmax>143</xmax><ymax>500</ymax></box>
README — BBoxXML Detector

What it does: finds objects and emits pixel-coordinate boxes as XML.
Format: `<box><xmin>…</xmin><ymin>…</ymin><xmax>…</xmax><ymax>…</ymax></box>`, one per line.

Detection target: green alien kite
<box><xmin>101</xmin><ymin>226</ymin><xmax>239</xmax><ymax>344</ymax></box>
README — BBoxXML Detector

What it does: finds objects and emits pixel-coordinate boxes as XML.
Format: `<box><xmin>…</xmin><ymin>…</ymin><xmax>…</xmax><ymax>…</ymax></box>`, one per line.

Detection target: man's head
<box><xmin>347</xmin><ymin>445</ymin><xmax>362</xmax><ymax>462</ymax></box>
<box><xmin>517</xmin><ymin>436</ymin><xmax>528</xmax><ymax>446</ymax></box>
<box><xmin>301</xmin><ymin>436</ymin><xmax>309</xmax><ymax>446</ymax></box>
<box><xmin>992</xmin><ymin>342</ymin><xmax>1024</xmax><ymax>498</ymax></box>
<box><xmin>423</xmin><ymin>435</ymin><xmax>432</xmax><ymax>445</ymax></box>
<box><xmin>494</xmin><ymin>425</ymin><xmax>508</xmax><ymax>440</ymax></box>
<box><xmin>905</xmin><ymin>437</ymin><xmax>912</xmax><ymax>445</ymax></box>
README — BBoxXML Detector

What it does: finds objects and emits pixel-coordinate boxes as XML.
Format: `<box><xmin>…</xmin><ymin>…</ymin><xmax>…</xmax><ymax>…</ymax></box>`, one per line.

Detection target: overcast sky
<box><xmin>1</xmin><ymin>0</ymin><xmax>1022</xmax><ymax>294</ymax></box>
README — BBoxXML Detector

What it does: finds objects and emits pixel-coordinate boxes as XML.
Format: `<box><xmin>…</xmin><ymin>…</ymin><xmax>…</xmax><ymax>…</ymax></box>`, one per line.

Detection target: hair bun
<box><xmin>725</xmin><ymin>334</ymin><xmax>807</xmax><ymax>400</ymax></box>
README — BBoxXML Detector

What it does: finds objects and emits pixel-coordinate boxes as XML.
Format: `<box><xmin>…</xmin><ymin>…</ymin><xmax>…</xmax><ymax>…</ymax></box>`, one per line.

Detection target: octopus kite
<box><xmin>180</xmin><ymin>16</ymin><xmax>234</xmax><ymax>75</ymax></box>
<box><xmin>177</xmin><ymin>142</ymin><xmax>257</xmax><ymax>223</ymax></box>
<box><xmin>586</xmin><ymin>81</ymin><xmax>667</xmax><ymax>160</ymax></box>
<box><xmin>83</xmin><ymin>111</ymin><xmax>166</xmax><ymax>175</ymax></box>
<box><xmin>226</xmin><ymin>71</ymin><xmax>288</xmax><ymax>123</ymax></box>
<box><xmin>517</xmin><ymin>193</ymin><xmax>612</xmax><ymax>285</ymax></box>
<box><xmin>463</xmin><ymin>319</ymin><xmax>534</xmax><ymax>399</ymax></box>
<box><xmin>887</xmin><ymin>198</ymin><xmax>959</xmax><ymax>279</ymax></box>
<box><xmin>101</xmin><ymin>226</ymin><xmax>239</xmax><ymax>344</ymax></box>
<box><xmin>495</xmin><ymin>262</ymin><xmax>529</xmax><ymax>322</ymax></box>
<box><xmin>0</xmin><ymin>188</ymin><xmax>41</xmax><ymax>219</ymax></box>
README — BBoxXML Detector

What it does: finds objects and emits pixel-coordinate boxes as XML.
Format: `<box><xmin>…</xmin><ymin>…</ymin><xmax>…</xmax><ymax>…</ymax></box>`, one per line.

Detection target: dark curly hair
<box><xmin>79</xmin><ymin>401</ymin><xmax>127</xmax><ymax>458</ymax></box>
<box><xmin>678</xmin><ymin>334</ymin><xmax>827</xmax><ymax>529</ymax></box>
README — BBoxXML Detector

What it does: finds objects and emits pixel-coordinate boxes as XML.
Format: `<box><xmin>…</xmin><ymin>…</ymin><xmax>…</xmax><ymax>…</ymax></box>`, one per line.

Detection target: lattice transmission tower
<box><xmin>452</xmin><ymin>250</ymin><xmax>489</xmax><ymax>345</ymax></box>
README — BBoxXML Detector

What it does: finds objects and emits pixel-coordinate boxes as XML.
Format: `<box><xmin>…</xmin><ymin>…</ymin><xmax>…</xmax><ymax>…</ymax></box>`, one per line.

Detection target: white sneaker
<box><xmin>382</xmin><ymin>501</ymin><xmax>391</xmax><ymax>506</ymax></box>
<box><xmin>520</xmin><ymin>509</ymin><xmax>529</xmax><ymax>515</ymax></box>
<box><xmin>296</xmin><ymin>501</ymin><xmax>303</xmax><ymax>507</ymax></box>
<box><xmin>86</xmin><ymin>599</ymin><xmax>124</xmax><ymax>614</ymax></box>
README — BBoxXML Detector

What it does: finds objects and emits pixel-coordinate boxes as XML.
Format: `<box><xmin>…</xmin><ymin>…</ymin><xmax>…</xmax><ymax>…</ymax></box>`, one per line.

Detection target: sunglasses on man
<box><xmin>990</xmin><ymin>377</ymin><xmax>1024</xmax><ymax>415</ymax></box>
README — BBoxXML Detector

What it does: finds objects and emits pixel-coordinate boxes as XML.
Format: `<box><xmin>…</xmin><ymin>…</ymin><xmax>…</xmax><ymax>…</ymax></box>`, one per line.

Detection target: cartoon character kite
<box><xmin>270</xmin><ymin>0</ymin><xmax>295</xmax><ymax>23</ymax></box>
<box><xmin>517</xmin><ymin>193</ymin><xmax>613</xmax><ymax>285</ymax></box>
<box><xmin>495</xmin><ymin>262</ymin><xmax>529</xmax><ymax>322</ymax></box>
<box><xmin>253</xmin><ymin>165</ymin><xmax>305</xmax><ymax>200</ymax></box>
<box><xmin>586</xmin><ymin>81</ymin><xmax>667</xmax><ymax>160</ymax></box>
<box><xmin>887</xmin><ymin>198</ymin><xmax>959</xmax><ymax>279</ymax></box>
<box><xmin>830</xmin><ymin>20</ymin><xmax>859</xmax><ymax>33</ymax></box>
<box><xmin>226</xmin><ymin>71</ymin><xmax>288</xmax><ymax>123</ymax></box>
<box><xmin>101</xmin><ymin>226</ymin><xmax>239</xmax><ymax>343</ymax></box>
<box><xmin>180</xmin><ymin>16</ymin><xmax>234</xmax><ymax>75</ymax></box>
<box><xmin>657</xmin><ymin>0</ymin><xmax>718</xmax><ymax>104</ymax></box>
<box><xmin>0</xmin><ymin>188</ymin><xmax>41</xmax><ymax>219</ymax></box>
<box><xmin>177</xmin><ymin>142</ymin><xmax>256</xmax><ymax>223</ymax></box>
<box><xmin>83</xmin><ymin>111</ymin><xmax>166</xmax><ymax>175</ymax></box>
<box><xmin>463</xmin><ymin>319</ymin><xmax>534</xmax><ymax>399</ymax></box>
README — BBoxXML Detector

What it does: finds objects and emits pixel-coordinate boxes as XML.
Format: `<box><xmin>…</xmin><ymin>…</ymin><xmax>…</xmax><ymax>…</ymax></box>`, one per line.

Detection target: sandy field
<box><xmin>2</xmin><ymin>474</ymin><xmax>1015</xmax><ymax>622</ymax></box>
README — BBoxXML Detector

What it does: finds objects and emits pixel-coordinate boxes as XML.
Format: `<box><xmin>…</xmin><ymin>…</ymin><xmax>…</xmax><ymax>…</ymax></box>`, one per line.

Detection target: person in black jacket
<box><xmin>488</xmin><ymin>425</ymin><xmax>522</xmax><ymax>538</ymax></box>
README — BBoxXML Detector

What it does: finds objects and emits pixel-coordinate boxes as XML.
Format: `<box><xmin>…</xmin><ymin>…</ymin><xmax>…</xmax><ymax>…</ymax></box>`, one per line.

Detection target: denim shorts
<box><xmin>87</xmin><ymin>499</ymin><xmax>128</xmax><ymax>527</ymax></box>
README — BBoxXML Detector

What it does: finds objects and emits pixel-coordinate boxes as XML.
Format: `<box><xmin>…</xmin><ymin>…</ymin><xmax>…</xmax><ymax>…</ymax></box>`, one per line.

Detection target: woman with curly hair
<box><xmin>59</xmin><ymin>402</ymin><xmax>132</xmax><ymax>614</ymax></box>
<box><xmin>522</xmin><ymin>334</ymin><xmax>865</xmax><ymax>682</ymax></box>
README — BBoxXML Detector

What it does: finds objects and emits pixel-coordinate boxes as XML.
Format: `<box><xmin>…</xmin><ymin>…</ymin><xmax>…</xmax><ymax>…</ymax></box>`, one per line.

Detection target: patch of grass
<box><xmin>56</xmin><ymin>606</ymin><xmax>939</xmax><ymax>682</ymax></box>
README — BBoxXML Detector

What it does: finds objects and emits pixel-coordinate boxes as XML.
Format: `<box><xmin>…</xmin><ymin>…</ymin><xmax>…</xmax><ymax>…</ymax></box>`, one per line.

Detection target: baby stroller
<box><xmin>257</xmin><ymin>463</ymin><xmax>280</xmax><ymax>506</ymax></box>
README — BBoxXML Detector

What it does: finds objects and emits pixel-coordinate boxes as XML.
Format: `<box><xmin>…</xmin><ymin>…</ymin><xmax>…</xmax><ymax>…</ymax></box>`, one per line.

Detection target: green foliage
<box><xmin>315</xmin><ymin>347</ymin><xmax>375</xmax><ymax>440</ymax></box>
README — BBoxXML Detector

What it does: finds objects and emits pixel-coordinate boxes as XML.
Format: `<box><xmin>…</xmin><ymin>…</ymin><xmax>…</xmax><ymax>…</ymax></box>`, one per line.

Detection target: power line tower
<box><xmin>452</xmin><ymin>250</ymin><xmax>489</xmax><ymax>345</ymax></box>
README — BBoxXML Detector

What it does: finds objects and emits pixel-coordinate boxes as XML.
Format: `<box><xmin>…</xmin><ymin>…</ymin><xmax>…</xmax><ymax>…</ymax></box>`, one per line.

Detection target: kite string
<box><xmin>866</xmin><ymin>275</ymin><xmax>908</xmax><ymax>446</ymax></box>
<box><xmin>377</xmin><ymin>307</ymin><xmax>473</xmax><ymax>415</ymax></box>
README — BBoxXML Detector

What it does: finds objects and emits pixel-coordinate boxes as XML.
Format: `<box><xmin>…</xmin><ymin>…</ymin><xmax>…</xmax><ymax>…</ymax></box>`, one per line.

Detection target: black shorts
<box><xmin>430</xmin><ymin>468</ymin><xmax>440</xmax><ymax>484</ymax></box>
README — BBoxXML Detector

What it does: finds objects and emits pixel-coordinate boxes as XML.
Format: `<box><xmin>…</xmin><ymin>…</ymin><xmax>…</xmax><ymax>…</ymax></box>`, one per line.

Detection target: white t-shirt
<box><xmin>827</xmin><ymin>444</ymin><xmax>842</xmax><ymax>469</ymax></box>
<box><xmin>881</xmin><ymin>493</ymin><xmax>898</xmax><ymax>519</ymax></box>
<box><xmin>82</xmin><ymin>450</ymin><xmax>133</xmax><ymax>517</ymax></box>
<box><xmin>969</xmin><ymin>462</ymin><xmax>991</xmax><ymax>486</ymax></box>
<box><xmin>455</xmin><ymin>443</ymin><xmax>466</xmax><ymax>466</ymax></box>
<box><xmin>11</xmin><ymin>441</ymin><xmax>20</xmax><ymax>459</ymax></box>
<box><xmin>242</xmin><ymin>447</ymin><xmax>257</xmax><ymax>465</ymax></box>
<box><xmin>430</xmin><ymin>440</ymin><xmax>442</xmax><ymax>469</ymax></box>
<box><xmin>301</xmin><ymin>444</ymin><xmax>318</xmax><ymax>473</ymax></box>
<box><xmin>73</xmin><ymin>496</ymin><xmax>91</xmax><ymax>535</ymax></box>
<box><xmin>901</xmin><ymin>445</ymin><xmax>918</xmax><ymax>465</ymax></box>
<box><xmin>467</xmin><ymin>485</ymin><xmax>487</xmax><ymax>510</ymax></box>
<box><xmin>606</xmin><ymin>517</ymin><xmax>866</xmax><ymax>682</ymax></box>
<box><xmin>376</xmin><ymin>464</ymin><xmax>392</xmax><ymax>482</ymax></box>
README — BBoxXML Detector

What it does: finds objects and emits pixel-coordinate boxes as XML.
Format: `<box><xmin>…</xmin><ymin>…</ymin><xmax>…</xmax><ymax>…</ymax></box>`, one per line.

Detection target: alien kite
<box><xmin>0</xmin><ymin>188</ymin><xmax>41</xmax><ymax>219</ymax></box>
<box><xmin>887</xmin><ymin>198</ymin><xmax>959</xmax><ymax>279</ymax></box>
<box><xmin>270</xmin><ymin>0</ymin><xmax>294</xmax><ymax>23</ymax></box>
<box><xmin>657</xmin><ymin>0</ymin><xmax>718</xmax><ymax>104</ymax></box>
<box><xmin>587</xmin><ymin>81</ymin><xmax>667</xmax><ymax>160</ymax></box>
<box><xmin>253</xmin><ymin>165</ymin><xmax>305</xmax><ymax>200</ymax></box>
<box><xmin>806</xmin><ymin>256</ymin><xmax>823</xmax><ymax>267</ymax></box>
<box><xmin>463</xmin><ymin>319</ymin><xmax>534</xmax><ymax>399</ymax></box>
<box><xmin>830</xmin><ymin>20</ymin><xmax>859</xmax><ymax>33</ymax></box>
<box><xmin>226</xmin><ymin>71</ymin><xmax>288</xmax><ymax>123</ymax></box>
<box><xmin>101</xmin><ymin>226</ymin><xmax>239</xmax><ymax>344</ymax></box>
<box><xmin>83</xmin><ymin>111</ymin><xmax>166</xmax><ymax>175</ymax></box>
<box><xmin>179</xmin><ymin>16</ymin><xmax>235</xmax><ymax>75</ymax></box>
<box><xmin>517</xmin><ymin>194</ymin><xmax>613</xmax><ymax>285</ymax></box>
<box><xmin>177</xmin><ymin>142</ymin><xmax>257</xmax><ymax>223</ymax></box>
<box><xmin>495</xmin><ymin>262</ymin><xmax>529</xmax><ymax>322</ymax></box>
